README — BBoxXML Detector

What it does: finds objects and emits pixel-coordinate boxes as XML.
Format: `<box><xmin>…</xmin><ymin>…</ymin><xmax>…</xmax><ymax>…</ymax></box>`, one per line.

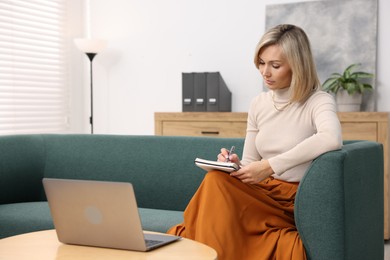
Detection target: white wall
<box><xmin>377</xmin><ymin>0</ymin><xmax>390</xmax><ymax>111</ymax></box>
<box><xmin>69</xmin><ymin>0</ymin><xmax>390</xmax><ymax>135</ymax></box>
<box><xmin>67</xmin><ymin>0</ymin><xmax>85</xmax><ymax>133</ymax></box>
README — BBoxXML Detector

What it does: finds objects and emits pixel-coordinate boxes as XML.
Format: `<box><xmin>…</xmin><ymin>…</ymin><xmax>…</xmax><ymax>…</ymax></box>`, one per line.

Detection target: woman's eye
<box><xmin>273</xmin><ymin>65</ymin><xmax>280</xmax><ymax>69</ymax></box>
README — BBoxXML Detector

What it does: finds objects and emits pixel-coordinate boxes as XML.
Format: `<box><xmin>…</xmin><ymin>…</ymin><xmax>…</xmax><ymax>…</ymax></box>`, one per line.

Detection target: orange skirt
<box><xmin>167</xmin><ymin>171</ymin><xmax>306</xmax><ymax>260</ymax></box>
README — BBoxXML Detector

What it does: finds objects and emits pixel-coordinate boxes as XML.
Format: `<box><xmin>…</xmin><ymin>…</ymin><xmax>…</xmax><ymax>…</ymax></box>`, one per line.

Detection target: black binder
<box><xmin>206</xmin><ymin>72</ymin><xmax>232</xmax><ymax>112</ymax></box>
<box><xmin>182</xmin><ymin>73</ymin><xmax>194</xmax><ymax>112</ymax></box>
<box><xmin>194</xmin><ymin>73</ymin><xmax>207</xmax><ymax>111</ymax></box>
<box><xmin>182</xmin><ymin>72</ymin><xmax>231</xmax><ymax>112</ymax></box>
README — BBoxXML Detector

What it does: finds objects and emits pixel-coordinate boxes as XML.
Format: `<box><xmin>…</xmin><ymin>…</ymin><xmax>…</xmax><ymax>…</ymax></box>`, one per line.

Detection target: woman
<box><xmin>167</xmin><ymin>24</ymin><xmax>342</xmax><ymax>260</ymax></box>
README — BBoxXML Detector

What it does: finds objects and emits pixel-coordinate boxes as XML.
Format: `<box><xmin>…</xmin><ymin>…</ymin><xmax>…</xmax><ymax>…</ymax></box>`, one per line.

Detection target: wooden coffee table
<box><xmin>0</xmin><ymin>230</ymin><xmax>218</xmax><ymax>259</ymax></box>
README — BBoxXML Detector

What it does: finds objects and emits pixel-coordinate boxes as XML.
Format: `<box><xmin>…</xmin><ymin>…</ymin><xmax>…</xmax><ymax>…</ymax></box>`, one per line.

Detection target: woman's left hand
<box><xmin>230</xmin><ymin>160</ymin><xmax>274</xmax><ymax>184</ymax></box>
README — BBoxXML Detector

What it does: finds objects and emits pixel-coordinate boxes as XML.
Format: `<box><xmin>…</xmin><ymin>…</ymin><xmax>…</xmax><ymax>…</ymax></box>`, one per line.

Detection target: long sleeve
<box><xmin>241</xmin><ymin>89</ymin><xmax>342</xmax><ymax>182</ymax></box>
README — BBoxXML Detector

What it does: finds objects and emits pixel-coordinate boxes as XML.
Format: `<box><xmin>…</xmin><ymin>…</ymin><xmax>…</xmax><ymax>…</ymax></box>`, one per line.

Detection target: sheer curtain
<box><xmin>0</xmin><ymin>0</ymin><xmax>69</xmax><ymax>135</ymax></box>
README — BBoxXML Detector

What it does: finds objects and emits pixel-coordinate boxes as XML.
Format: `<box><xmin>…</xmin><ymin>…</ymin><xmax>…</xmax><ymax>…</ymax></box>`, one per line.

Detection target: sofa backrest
<box><xmin>0</xmin><ymin>135</ymin><xmax>46</xmax><ymax>204</ymax></box>
<box><xmin>40</xmin><ymin>134</ymin><xmax>245</xmax><ymax>211</ymax></box>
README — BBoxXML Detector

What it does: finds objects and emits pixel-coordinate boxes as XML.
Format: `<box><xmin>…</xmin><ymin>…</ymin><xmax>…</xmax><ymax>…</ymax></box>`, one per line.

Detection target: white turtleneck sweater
<box><xmin>241</xmin><ymin>88</ymin><xmax>342</xmax><ymax>182</ymax></box>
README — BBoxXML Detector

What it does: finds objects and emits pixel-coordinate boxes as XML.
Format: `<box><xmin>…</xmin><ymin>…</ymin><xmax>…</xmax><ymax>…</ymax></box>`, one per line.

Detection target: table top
<box><xmin>0</xmin><ymin>230</ymin><xmax>217</xmax><ymax>259</ymax></box>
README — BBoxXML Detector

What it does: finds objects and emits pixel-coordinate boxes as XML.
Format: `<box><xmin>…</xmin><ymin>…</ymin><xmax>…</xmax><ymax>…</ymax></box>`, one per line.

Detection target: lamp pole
<box><xmin>74</xmin><ymin>38</ymin><xmax>106</xmax><ymax>134</ymax></box>
<box><xmin>86</xmin><ymin>53</ymin><xmax>97</xmax><ymax>134</ymax></box>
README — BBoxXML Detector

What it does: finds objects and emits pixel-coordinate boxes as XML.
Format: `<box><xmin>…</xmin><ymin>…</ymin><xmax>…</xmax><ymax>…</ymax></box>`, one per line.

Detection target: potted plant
<box><xmin>322</xmin><ymin>63</ymin><xmax>374</xmax><ymax>112</ymax></box>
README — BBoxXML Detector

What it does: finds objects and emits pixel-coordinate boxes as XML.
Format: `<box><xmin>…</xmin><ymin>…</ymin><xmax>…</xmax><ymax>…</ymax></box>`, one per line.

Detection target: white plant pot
<box><xmin>336</xmin><ymin>90</ymin><xmax>362</xmax><ymax>112</ymax></box>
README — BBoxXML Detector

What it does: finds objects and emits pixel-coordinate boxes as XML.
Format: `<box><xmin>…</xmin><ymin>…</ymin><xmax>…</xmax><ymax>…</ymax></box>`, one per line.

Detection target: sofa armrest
<box><xmin>295</xmin><ymin>141</ymin><xmax>384</xmax><ymax>260</ymax></box>
<box><xmin>0</xmin><ymin>135</ymin><xmax>46</xmax><ymax>204</ymax></box>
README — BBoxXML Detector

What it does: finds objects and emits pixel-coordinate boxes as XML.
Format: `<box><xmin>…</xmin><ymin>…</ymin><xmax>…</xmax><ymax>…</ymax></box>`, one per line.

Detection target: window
<box><xmin>0</xmin><ymin>0</ymin><xmax>69</xmax><ymax>135</ymax></box>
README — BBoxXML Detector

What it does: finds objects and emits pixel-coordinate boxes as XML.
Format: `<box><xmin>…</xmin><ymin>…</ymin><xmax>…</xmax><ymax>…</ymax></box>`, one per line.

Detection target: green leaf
<box><xmin>345</xmin><ymin>63</ymin><xmax>361</xmax><ymax>73</ymax></box>
<box><xmin>363</xmin><ymin>83</ymin><xmax>373</xmax><ymax>91</ymax></box>
<box><xmin>322</xmin><ymin>63</ymin><xmax>374</xmax><ymax>94</ymax></box>
<box><xmin>346</xmin><ymin>83</ymin><xmax>356</xmax><ymax>94</ymax></box>
<box><xmin>350</xmin><ymin>71</ymin><xmax>374</xmax><ymax>79</ymax></box>
<box><xmin>322</xmin><ymin>77</ymin><xmax>338</xmax><ymax>92</ymax></box>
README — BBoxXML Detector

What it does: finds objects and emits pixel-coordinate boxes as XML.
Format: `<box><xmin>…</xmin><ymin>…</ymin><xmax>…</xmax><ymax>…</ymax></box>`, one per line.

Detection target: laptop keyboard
<box><xmin>145</xmin><ymin>239</ymin><xmax>162</xmax><ymax>247</ymax></box>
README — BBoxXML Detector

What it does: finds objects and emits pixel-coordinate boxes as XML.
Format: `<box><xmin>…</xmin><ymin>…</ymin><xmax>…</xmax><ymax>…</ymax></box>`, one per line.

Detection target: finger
<box><xmin>220</xmin><ymin>148</ymin><xmax>228</xmax><ymax>155</ymax></box>
<box><xmin>230</xmin><ymin>169</ymin><xmax>244</xmax><ymax>178</ymax></box>
<box><xmin>241</xmin><ymin>177</ymin><xmax>253</xmax><ymax>184</ymax></box>
<box><xmin>220</xmin><ymin>148</ymin><xmax>230</xmax><ymax>160</ymax></box>
<box><xmin>217</xmin><ymin>153</ymin><xmax>226</xmax><ymax>161</ymax></box>
<box><xmin>240</xmin><ymin>177</ymin><xmax>255</xmax><ymax>184</ymax></box>
<box><xmin>229</xmin><ymin>154</ymin><xmax>239</xmax><ymax>163</ymax></box>
<box><xmin>234</xmin><ymin>171</ymin><xmax>255</xmax><ymax>183</ymax></box>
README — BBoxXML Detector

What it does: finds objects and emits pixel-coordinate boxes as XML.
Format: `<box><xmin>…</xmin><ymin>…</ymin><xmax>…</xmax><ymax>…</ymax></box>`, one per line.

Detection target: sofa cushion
<box><xmin>0</xmin><ymin>202</ymin><xmax>53</xmax><ymax>239</ymax></box>
<box><xmin>138</xmin><ymin>208</ymin><xmax>183</xmax><ymax>233</ymax></box>
<box><xmin>0</xmin><ymin>202</ymin><xmax>183</xmax><ymax>239</ymax></box>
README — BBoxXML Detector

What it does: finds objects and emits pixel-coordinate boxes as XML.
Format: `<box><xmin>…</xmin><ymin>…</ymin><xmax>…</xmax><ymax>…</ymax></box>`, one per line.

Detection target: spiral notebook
<box><xmin>194</xmin><ymin>158</ymin><xmax>240</xmax><ymax>173</ymax></box>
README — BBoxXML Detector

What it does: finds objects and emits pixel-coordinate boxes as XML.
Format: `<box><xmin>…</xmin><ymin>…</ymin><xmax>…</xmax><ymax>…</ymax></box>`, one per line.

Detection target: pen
<box><xmin>226</xmin><ymin>146</ymin><xmax>235</xmax><ymax>162</ymax></box>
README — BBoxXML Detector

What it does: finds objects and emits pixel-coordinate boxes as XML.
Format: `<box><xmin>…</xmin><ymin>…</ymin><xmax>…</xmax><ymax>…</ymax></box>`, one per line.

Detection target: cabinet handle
<box><xmin>201</xmin><ymin>131</ymin><xmax>220</xmax><ymax>135</ymax></box>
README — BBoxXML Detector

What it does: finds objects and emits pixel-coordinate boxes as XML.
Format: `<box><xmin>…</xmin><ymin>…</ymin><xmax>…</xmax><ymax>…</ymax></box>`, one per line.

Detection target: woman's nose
<box><xmin>262</xmin><ymin>66</ymin><xmax>271</xmax><ymax>77</ymax></box>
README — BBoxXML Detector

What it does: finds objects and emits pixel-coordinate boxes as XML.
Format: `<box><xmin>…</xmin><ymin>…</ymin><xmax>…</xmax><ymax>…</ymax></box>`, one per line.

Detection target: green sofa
<box><xmin>0</xmin><ymin>134</ymin><xmax>384</xmax><ymax>259</ymax></box>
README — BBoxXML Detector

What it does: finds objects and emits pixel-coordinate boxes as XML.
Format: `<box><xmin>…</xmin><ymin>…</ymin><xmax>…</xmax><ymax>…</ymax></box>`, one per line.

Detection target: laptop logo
<box><xmin>84</xmin><ymin>206</ymin><xmax>103</xmax><ymax>225</ymax></box>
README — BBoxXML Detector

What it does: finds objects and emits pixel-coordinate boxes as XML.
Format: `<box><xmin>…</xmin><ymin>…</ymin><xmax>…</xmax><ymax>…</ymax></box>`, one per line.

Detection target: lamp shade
<box><xmin>74</xmin><ymin>38</ymin><xmax>107</xmax><ymax>53</ymax></box>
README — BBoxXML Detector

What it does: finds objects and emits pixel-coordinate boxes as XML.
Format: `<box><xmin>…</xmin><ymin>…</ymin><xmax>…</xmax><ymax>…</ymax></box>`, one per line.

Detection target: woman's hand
<box><xmin>230</xmin><ymin>160</ymin><xmax>274</xmax><ymax>184</ymax></box>
<box><xmin>217</xmin><ymin>148</ymin><xmax>241</xmax><ymax>164</ymax></box>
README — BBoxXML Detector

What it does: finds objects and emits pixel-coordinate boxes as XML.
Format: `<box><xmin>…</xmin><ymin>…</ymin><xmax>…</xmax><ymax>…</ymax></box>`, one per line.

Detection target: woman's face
<box><xmin>258</xmin><ymin>45</ymin><xmax>292</xmax><ymax>90</ymax></box>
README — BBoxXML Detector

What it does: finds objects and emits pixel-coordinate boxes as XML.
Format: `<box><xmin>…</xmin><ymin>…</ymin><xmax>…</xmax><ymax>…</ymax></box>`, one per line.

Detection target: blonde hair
<box><xmin>254</xmin><ymin>24</ymin><xmax>320</xmax><ymax>103</ymax></box>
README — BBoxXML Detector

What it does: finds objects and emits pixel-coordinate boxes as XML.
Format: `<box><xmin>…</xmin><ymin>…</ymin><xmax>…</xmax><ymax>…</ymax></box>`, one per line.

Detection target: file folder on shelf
<box><xmin>182</xmin><ymin>72</ymin><xmax>232</xmax><ymax>112</ymax></box>
<box><xmin>206</xmin><ymin>72</ymin><xmax>231</xmax><ymax>112</ymax></box>
<box><xmin>182</xmin><ymin>73</ymin><xmax>194</xmax><ymax>112</ymax></box>
<box><xmin>194</xmin><ymin>73</ymin><xmax>207</xmax><ymax>111</ymax></box>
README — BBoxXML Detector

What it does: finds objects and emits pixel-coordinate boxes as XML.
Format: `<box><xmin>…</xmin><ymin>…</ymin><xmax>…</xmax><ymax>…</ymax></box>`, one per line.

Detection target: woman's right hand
<box><xmin>217</xmin><ymin>148</ymin><xmax>241</xmax><ymax>165</ymax></box>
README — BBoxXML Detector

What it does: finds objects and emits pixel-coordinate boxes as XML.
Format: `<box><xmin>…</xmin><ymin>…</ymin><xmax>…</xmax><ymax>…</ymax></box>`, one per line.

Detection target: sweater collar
<box><xmin>272</xmin><ymin>87</ymin><xmax>292</xmax><ymax>103</ymax></box>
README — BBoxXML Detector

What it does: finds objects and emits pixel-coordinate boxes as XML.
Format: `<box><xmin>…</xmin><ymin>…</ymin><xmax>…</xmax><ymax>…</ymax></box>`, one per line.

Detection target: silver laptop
<box><xmin>42</xmin><ymin>178</ymin><xmax>181</xmax><ymax>251</ymax></box>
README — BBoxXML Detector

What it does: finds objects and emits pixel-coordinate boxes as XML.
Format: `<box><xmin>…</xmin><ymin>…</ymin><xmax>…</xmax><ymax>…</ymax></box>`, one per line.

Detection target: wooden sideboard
<box><xmin>154</xmin><ymin>112</ymin><xmax>248</xmax><ymax>137</ymax></box>
<box><xmin>155</xmin><ymin>112</ymin><xmax>390</xmax><ymax>239</ymax></box>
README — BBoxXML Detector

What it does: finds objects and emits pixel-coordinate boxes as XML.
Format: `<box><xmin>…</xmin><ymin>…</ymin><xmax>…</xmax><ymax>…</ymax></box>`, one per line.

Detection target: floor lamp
<box><xmin>74</xmin><ymin>39</ymin><xmax>107</xmax><ymax>134</ymax></box>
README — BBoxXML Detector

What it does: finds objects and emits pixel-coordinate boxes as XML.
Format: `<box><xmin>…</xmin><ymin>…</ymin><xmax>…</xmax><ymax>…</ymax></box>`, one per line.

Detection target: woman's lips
<box><xmin>264</xmin><ymin>79</ymin><xmax>274</xmax><ymax>85</ymax></box>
